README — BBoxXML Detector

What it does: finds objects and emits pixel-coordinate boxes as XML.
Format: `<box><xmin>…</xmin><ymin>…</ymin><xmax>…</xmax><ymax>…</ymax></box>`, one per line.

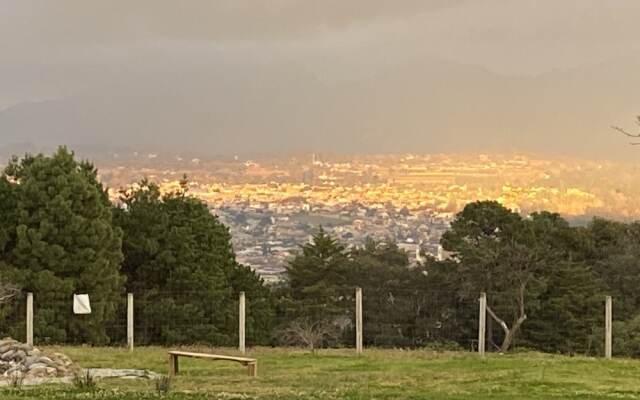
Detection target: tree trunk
<box><xmin>486</xmin><ymin>285</ymin><xmax>527</xmax><ymax>353</ymax></box>
<box><xmin>487</xmin><ymin>312</ymin><xmax>499</xmax><ymax>351</ymax></box>
<box><xmin>496</xmin><ymin>313</ymin><xmax>527</xmax><ymax>352</ymax></box>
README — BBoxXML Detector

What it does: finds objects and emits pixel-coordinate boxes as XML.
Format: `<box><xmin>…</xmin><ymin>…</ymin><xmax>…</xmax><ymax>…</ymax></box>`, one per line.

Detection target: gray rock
<box><xmin>1</xmin><ymin>350</ymin><xmax>16</xmax><ymax>361</ymax></box>
<box><xmin>25</xmin><ymin>366</ymin><xmax>49</xmax><ymax>378</ymax></box>
<box><xmin>84</xmin><ymin>368</ymin><xmax>161</xmax><ymax>380</ymax></box>
<box><xmin>37</xmin><ymin>356</ymin><xmax>57</xmax><ymax>368</ymax></box>
<box><xmin>12</xmin><ymin>344</ymin><xmax>33</xmax><ymax>352</ymax></box>
<box><xmin>12</xmin><ymin>350</ymin><xmax>26</xmax><ymax>362</ymax></box>
<box><xmin>24</xmin><ymin>356</ymin><xmax>40</xmax><ymax>368</ymax></box>
<box><xmin>0</xmin><ymin>339</ymin><xmax>76</xmax><ymax>384</ymax></box>
<box><xmin>5</xmin><ymin>365</ymin><xmax>24</xmax><ymax>376</ymax></box>
<box><xmin>0</xmin><ymin>339</ymin><xmax>17</xmax><ymax>348</ymax></box>
<box><xmin>27</xmin><ymin>362</ymin><xmax>47</xmax><ymax>371</ymax></box>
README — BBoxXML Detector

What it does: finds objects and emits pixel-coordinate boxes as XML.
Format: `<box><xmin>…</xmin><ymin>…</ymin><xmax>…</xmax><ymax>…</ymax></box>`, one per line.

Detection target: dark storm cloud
<box><xmin>0</xmin><ymin>0</ymin><xmax>460</xmax><ymax>46</ymax></box>
<box><xmin>0</xmin><ymin>1</ymin><xmax>639</xmax><ymax>159</ymax></box>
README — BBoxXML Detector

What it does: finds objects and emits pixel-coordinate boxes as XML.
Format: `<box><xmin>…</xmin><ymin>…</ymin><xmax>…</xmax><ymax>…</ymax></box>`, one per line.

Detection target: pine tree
<box><xmin>2</xmin><ymin>147</ymin><xmax>124</xmax><ymax>343</ymax></box>
<box><xmin>519</xmin><ymin>213</ymin><xmax>603</xmax><ymax>353</ymax></box>
<box><xmin>286</xmin><ymin>227</ymin><xmax>351</xmax><ymax>303</ymax></box>
<box><xmin>522</xmin><ymin>260</ymin><xmax>602</xmax><ymax>354</ymax></box>
<box><xmin>114</xmin><ymin>179</ymin><xmax>272</xmax><ymax>345</ymax></box>
<box><xmin>0</xmin><ymin>175</ymin><xmax>16</xmax><ymax>270</ymax></box>
<box><xmin>586</xmin><ymin>218</ymin><xmax>640</xmax><ymax>321</ymax></box>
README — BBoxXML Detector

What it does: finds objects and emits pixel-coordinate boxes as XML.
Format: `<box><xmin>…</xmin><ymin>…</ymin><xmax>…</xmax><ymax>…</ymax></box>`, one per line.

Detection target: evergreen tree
<box><xmin>114</xmin><ymin>179</ymin><xmax>272</xmax><ymax>345</ymax></box>
<box><xmin>0</xmin><ymin>176</ymin><xmax>19</xmax><ymax>332</ymax></box>
<box><xmin>0</xmin><ymin>175</ymin><xmax>16</xmax><ymax>272</ymax></box>
<box><xmin>285</xmin><ymin>227</ymin><xmax>351</xmax><ymax>304</ymax></box>
<box><xmin>284</xmin><ymin>232</ymin><xmax>453</xmax><ymax>348</ymax></box>
<box><xmin>280</xmin><ymin>228</ymin><xmax>352</xmax><ymax>346</ymax></box>
<box><xmin>519</xmin><ymin>212</ymin><xmax>603</xmax><ymax>354</ymax></box>
<box><xmin>228</xmin><ymin>263</ymin><xmax>275</xmax><ymax>345</ymax></box>
<box><xmin>585</xmin><ymin>218</ymin><xmax>640</xmax><ymax>321</ymax></box>
<box><xmin>522</xmin><ymin>260</ymin><xmax>602</xmax><ymax>354</ymax></box>
<box><xmin>349</xmin><ymin>239</ymin><xmax>436</xmax><ymax>347</ymax></box>
<box><xmin>441</xmin><ymin>202</ymin><xmax>553</xmax><ymax>352</ymax></box>
<box><xmin>2</xmin><ymin>147</ymin><xmax>124</xmax><ymax>343</ymax></box>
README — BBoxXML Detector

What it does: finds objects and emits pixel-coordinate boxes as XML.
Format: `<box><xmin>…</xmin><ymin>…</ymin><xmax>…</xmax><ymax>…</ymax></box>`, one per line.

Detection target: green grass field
<box><xmin>2</xmin><ymin>347</ymin><xmax>640</xmax><ymax>399</ymax></box>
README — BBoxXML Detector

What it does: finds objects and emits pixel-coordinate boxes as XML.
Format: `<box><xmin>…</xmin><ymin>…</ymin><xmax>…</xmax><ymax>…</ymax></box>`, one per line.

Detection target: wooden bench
<box><xmin>168</xmin><ymin>351</ymin><xmax>258</xmax><ymax>377</ymax></box>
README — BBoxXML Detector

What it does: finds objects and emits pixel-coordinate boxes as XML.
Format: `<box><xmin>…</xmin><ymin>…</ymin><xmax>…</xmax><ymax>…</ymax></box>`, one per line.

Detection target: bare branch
<box><xmin>0</xmin><ymin>281</ymin><xmax>19</xmax><ymax>304</ymax></box>
<box><xmin>279</xmin><ymin>318</ymin><xmax>339</xmax><ymax>351</ymax></box>
<box><xmin>612</xmin><ymin>116</ymin><xmax>640</xmax><ymax>145</ymax></box>
<box><xmin>486</xmin><ymin>305</ymin><xmax>509</xmax><ymax>335</ymax></box>
<box><xmin>611</xmin><ymin>125</ymin><xmax>640</xmax><ymax>138</ymax></box>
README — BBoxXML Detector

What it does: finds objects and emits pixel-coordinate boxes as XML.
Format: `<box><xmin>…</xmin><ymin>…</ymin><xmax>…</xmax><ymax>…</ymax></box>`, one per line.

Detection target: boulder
<box><xmin>1</xmin><ymin>350</ymin><xmax>16</xmax><ymax>361</ymax></box>
<box><xmin>12</xmin><ymin>350</ymin><xmax>26</xmax><ymax>362</ymax></box>
<box><xmin>27</xmin><ymin>348</ymin><xmax>41</xmax><ymax>356</ymax></box>
<box><xmin>38</xmin><ymin>356</ymin><xmax>57</xmax><ymax>368</ymax></box>
<box><xmin>12</xmin><ymin>343</ymin><xmax>33</xmax><ymax>352</ymax></box>
<box><xmin>24</xmin><ymin>355</ymin><xmax>40</xmax><ymax>368</ymax></box>
<box><xmin>25</xmin><ymin>366</ymin><xmax>49</xmax><ymax>378</ymax></box>
<box><xmin>28</xmin><ymin>362</ymin><xmax>49</xmax><ymax>371</ymax></box>
<box><xmin>0</xmin><ymin>339</ymin><xmax>18</xmax><ymax>348</ymax></box>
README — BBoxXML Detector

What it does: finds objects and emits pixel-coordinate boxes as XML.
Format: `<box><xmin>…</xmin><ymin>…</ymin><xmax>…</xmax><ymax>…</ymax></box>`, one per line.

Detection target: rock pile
<box><xmin>0</xmin><ymin>338</ymin><xmax>76</xmax><ymax>381</ymax></box>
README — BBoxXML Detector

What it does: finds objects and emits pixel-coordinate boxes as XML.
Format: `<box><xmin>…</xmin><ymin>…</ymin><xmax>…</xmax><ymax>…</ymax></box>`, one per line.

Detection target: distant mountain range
<box><xmin>1</xmin><ymin>56</ymin><xmax>638</xmax><ymax>160</ymax></box>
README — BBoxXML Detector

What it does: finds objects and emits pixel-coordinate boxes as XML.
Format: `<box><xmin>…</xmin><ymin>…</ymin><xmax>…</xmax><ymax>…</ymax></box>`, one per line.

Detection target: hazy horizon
<box><xmin>1</xmin><ymin>1</ymin><xmax>639</xmax><ymax>160</ymax></box>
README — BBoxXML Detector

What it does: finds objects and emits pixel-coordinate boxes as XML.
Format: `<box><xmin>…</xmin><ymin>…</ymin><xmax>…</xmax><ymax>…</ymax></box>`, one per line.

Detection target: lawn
<box><xmin>2</xmin><ymin>346</ymin><xmax>640</xmax><ymax>399</ymax></box>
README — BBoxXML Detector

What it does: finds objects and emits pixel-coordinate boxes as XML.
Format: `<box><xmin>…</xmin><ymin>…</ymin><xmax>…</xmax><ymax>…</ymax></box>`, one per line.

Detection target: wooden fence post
<box><xmin>127</xmin><ymin>293</ymin><xmax>134</xmax><ymax>352</ymax></box>
<box><xmin>356</xmin><ymin>287</ymin><xmax>363</xmax><ymax>354</ymax></box>
<box><xmin>478</xmin><ymin>292</ymin><xmax>486</xmax><ymax>358</ymax></box>
<box><xmin>605</xmin><ymin>296</ymin><xmax>612</xmax><ymax>360</ymax></box>
<box><xmin>26</xmin><ymin>292</ymin><xmax>33</xmax><ymax>347</ymax></box>
<box><xmin>239</xmin><ymin>291</ymin><xmax>246</xmax><ymax>354</ymax></box>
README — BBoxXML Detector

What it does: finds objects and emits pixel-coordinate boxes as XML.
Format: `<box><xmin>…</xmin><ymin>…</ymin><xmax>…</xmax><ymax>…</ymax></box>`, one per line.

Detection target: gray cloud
<box><xmin>0</xmin><ymin>0</ymin><xmax>639</xmax><ymax>159</ymax></box>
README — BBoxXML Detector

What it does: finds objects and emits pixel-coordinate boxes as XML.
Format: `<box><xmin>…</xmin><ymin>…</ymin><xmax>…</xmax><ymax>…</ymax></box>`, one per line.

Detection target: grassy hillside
<box><xmin>2</xmin><ymin>347</ymin><xmax>640</xmax><ymax>399</ymax></box>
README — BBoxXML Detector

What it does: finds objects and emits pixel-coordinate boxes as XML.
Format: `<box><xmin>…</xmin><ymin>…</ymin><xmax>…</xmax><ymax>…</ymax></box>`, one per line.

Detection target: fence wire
<box><xmin>0</xmin><ymin>289</ymin><xmax>614</xmax><ymax>356</ymax></box>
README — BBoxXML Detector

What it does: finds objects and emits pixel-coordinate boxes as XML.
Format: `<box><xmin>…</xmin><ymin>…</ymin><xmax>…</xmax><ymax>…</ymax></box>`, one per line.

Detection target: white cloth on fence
<box><xmin>73</xmin><ymin>294</ymin><xmax>92</xmax><ymax>314</ymax></box>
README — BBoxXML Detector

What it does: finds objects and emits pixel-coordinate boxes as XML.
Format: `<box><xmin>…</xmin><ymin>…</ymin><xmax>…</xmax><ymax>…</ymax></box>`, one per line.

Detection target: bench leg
<box><xmin>169</xmin><ymin>354</ymin><xmax>179</xmax><ymax>377</ymax></box>
<box><xmin>247</xmin><ymin>361</ymin><xmax>257</xmax><ymax>377</ymax></box>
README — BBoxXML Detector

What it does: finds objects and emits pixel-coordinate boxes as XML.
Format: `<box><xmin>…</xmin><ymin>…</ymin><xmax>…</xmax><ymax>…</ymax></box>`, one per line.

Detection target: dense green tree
<box><xmin>585</xmin><ymin>218</ymin><xmax>640</xmax><ymax>321</ymax></box>
<box><xmin>279</xmin><ymin>227</ymin><xmax>351</xmax><ymax>347</ymax></box>
<box><xmin>1</xmin><ymin>147</ymin><xmax>124</xmax><ymax>343</ymax></box>
<box><xmin>349</xmin><ymin>240</ymin><xmax>441</xmax><ymax>347</ymax></box>
<box><xmin>0</xmin><ymin>176</ymin><xmax>16</xmax><ymax>259</ymax></box>
<box><xmin>114</xmin><ymin>179</ymin><xmax>272</xmax><ymax>345</ymax></box>
<box><xmin>442</xmin><ymin>202</ymin><xmax>571</xmax><ymax>352</ymax></box>
<box><xmin>0</xmin><ymin>177</ymin><xmax>19</xmax><ymax>314</ymax></box>
<box><xmin>286</xmin><ymin>227</ymin><xmax>350</xmax><ymax>303</ymax></box>
<box><xmin>228</xmin><ymin>263</ymin><xmax>275</xmax><ymax>345</ymax></box>
<box><xmin>522</xmin><ymin>260</ymin><xmax>602</xmax><ymax>354</ymax></box>
<box><xmin>607</xmin><ymin>315</ymin><xmax>640</xmax><ymax>357</ymax></box>
<box><xmin>284</xmin><ymin>231</ymin><xmax>463</xmax><ymax>348</ymax></box>
<box><xmin>437</xmin><ymin>205</ymin><xmax>605</xmax><ymax>353</ymax></box>
<box><xmin>519</xmin><ymin>212</ymin><xmax>603</xmax><ymax>354</ymax></box>
<box><xmin>0</xmin><ymin>176</ymin><xmax>17</xmax><ymax>299</ymax></box>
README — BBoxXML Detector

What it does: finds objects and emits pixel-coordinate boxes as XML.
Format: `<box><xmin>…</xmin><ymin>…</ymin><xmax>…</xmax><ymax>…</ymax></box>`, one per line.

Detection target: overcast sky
<box><xmin>1</xmin><ymin>1</ymin><xmax>639</xmax><ymax>159</ymax></box>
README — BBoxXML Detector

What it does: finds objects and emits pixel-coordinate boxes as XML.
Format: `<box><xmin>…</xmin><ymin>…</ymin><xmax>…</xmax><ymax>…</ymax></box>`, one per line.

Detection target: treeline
<box><xmin>1</xmin><ymin>148</ymin><xmax>640</xmax><ymax>357</ymax></box>
<box><xmin>0</xmin><ymin>148</ymin><xmax>269</xmax><ymax>345</ymax></box>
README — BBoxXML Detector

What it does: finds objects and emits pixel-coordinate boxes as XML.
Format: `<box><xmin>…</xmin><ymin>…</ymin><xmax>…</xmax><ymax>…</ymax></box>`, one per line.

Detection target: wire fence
<box><xmin>0</xmin><ymin>289</ymin><xmax>615</xmax><ymax>357</ymax></box>
<box><xmin>0</xmin><ymin>293</ymin><xmax>26</xmax><ymax>341</ymax></box>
